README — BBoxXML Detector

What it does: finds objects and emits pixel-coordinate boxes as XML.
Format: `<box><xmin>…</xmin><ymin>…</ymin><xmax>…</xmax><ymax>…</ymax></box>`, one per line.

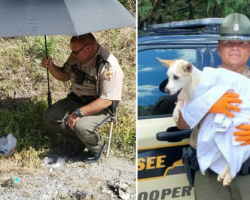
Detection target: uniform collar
<box><xmin>243</xmin><ymin>66</ymin><xmax>250</xmax><ymax>78</ymax></box>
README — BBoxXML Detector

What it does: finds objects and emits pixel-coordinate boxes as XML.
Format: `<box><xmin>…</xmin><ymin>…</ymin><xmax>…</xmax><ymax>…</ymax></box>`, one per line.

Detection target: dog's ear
<box><xmin>182</xmin><ymin>62</ymin><xmax>193</xmax><ymax>73</ymax></box>
<box><xmin>156</xmin><ymin>57</ymin><xmax>174</xmax><ymax>68</ymax></box>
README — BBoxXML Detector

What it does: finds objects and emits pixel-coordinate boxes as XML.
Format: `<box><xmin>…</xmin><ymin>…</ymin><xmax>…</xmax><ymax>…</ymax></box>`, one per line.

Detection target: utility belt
<box><xmin>182</xmin><ymin>146</ymin><xmax>250</xmax><ymax>187</ymax></box>
<box><xmin>69</xmin><ymin>92</ymin><xmax>118</xmax><ymax>116</ymax></box>
<box><xmin>69</xmin><ymin>92</ymin><xmax>96</xmax><ymax>104</ymax></box>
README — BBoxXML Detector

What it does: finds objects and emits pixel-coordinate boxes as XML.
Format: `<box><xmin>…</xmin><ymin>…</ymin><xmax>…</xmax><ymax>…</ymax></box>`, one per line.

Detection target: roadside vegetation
<box><xmin>0</xmin><ymin>1</ymin><xmax>136</xmax><ymax>165</ymax></box>
<box><xmin>138</xmin><ymin>0</ymin><xmax>250</xmax><ymax>28</ymax></box>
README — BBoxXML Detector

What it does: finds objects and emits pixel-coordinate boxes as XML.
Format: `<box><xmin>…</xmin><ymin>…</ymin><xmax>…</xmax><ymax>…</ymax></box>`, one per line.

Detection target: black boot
<box><xmin>83</xmin><ymin>142</ymin><xmax>107</xmax><ymax>163</ymax></box>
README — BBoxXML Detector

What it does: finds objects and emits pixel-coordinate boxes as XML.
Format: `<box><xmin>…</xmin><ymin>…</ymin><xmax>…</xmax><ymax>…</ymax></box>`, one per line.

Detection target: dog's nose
<box><xmin>164</xmin><ymin>88</ymin><xmax>170</xmax><ymax>94</ymax></box>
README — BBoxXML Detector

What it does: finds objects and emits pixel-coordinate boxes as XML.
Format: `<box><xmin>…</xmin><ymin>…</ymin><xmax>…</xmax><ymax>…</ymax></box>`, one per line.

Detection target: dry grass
<box><xmin>0</xmin><ymin>158</ymin><xmax>37</xmax><ymax>176</ymax></box>
<box><xmin>0</xmin><ymin>1</ymin><xmax>136</xmax><ymax>162</ymax></box>
<box><xmin>0</xmin><ymin>23</ymin><xmax>136</xmax><ymax>117</ymax></box>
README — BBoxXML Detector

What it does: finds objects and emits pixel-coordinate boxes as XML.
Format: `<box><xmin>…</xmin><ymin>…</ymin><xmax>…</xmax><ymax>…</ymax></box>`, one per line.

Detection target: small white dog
<box><xmin>157</xmin><ymin>58</ymin><xmax>233</xmax><ymax>186</ymax></box>
<box><xmin>156</xmin><ymin>58</ymin><xmax>202</xmax><ymax>123</ymax></box>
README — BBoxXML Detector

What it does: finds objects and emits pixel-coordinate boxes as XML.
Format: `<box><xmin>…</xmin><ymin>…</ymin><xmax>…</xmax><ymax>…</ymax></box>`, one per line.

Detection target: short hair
<box><xmin>71</xmin><ymin>33</ymin><xmax>96</xmax><ymax>45</ymax></box>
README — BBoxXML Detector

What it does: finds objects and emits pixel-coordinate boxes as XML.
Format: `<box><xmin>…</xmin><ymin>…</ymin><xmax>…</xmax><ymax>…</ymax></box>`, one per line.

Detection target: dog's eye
<box><xmin>173</xmin><ymin>75</ymin><xmax>179</xmax><ymax>80</ymax></box>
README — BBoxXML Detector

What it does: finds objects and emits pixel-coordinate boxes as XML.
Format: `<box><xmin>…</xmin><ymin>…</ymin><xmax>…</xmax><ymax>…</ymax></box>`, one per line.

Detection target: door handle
<box><xmin>156</xmin><ymin>126</ymin><xmax>192</xmax><ymax>142</ymax></box>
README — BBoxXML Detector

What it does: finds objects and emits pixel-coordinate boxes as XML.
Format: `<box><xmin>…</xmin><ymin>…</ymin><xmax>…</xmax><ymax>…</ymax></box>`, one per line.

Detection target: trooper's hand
<box><xmin>209</xmin><ymin>92</ymin><xmax>242</xmax><ymax>118</ymax></box>
<box><xmin>234</xmin><ymin>120</ymin><xmax>250</xmax><ymax>146</ymax></box>
<box><xmin>41</xmin><ymin>57</ymin><xmax>54</xmax><ymax>69</ymax></box>
<box><xmin>67</xmin><ymin>112</ymin><xmax>80</xmax><ymax>130</ymax></box>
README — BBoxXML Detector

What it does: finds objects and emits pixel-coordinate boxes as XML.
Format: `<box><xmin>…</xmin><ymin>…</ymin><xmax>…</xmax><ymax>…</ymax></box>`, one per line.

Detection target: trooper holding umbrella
<box><xmin>0</xmin><ymin>0</ymin><xmax>135</xmax><ymax>162</ymax></box>
<box><xmin>42</xmin><ymin>33</ymin><xmax>124</xmax><ymax>163</ymax></box>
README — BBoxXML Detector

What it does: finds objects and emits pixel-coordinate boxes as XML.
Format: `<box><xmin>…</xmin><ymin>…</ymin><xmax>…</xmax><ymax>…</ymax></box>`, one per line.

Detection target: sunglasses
<box><xmin>72</xmin><ymin>44</ymin><xmax>89</xmax><ymax>56</ymax></box>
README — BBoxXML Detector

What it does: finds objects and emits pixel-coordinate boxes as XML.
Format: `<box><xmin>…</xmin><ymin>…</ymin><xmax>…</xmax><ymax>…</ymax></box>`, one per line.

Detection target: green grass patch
<box><xmin>100</xmin><ymin>115</ymin><xmax>136</xmax><ymax>155</ymax></box>
<box><xmin>0</xmin><ymin>98</ymin><xmax>135</xmax><ymax>157</ymax></box>
<box><xmin>0</xmin><ymin>1</ymin><xmax>136</xmax><ymax>160</ymax></box>
<box><xmin>32</xmin><ymin>36</ymin><xmax>56</xmax><ymax>58</ymax></box>
<box><xmin>0</xmin><ymin>99</ymin><xmax>57</xmax><ymax>151</ymax></box>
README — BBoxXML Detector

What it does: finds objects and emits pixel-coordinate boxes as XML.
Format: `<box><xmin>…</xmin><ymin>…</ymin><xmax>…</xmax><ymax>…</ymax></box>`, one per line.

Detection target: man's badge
<box><xmin>234</xmin><ymin>24</ymin><xmax>239</xmax><ymax>31</ymax></box>
<box><xmin>89</xmin><ymin>67</ymin><xmax>96</xmax><ymax>77</ymax></box>
<box><xmin>105</xmin><ymin>68</ymin><xmax>115</xmax><ymax>80</ymax></box>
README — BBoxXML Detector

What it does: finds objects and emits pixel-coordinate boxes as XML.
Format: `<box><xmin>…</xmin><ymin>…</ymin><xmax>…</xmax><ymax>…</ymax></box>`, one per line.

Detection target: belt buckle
<box><xmin>80</xmin><ymin>96</ymin><xmax>87</xmax><ymax>102</ymax></box>
<box><xmin>80</xmin><ymin>96</ymin><xmax>93</xmax><ymax>102</ymax></box>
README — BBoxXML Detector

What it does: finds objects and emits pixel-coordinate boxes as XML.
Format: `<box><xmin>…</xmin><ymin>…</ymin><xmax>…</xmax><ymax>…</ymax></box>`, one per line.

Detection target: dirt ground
<box><xmin>0</xmin><ymin>152</ymin><xmax>136</xmax><ymax>200</ymax></box>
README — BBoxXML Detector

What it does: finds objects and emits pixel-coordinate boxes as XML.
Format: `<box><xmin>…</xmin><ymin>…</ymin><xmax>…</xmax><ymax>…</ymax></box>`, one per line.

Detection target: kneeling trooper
<box><xmin>176</xmin><ymin>13</ymin><xmax>250</xmax><ymax>200</ymax></box>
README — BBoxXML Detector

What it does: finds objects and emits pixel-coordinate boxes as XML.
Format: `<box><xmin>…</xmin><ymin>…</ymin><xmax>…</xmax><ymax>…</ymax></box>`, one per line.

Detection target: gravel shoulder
<box><xmin>0</xmin><ymin>154</ymin><xmax>136</xmax><ymax>200</ymax></box>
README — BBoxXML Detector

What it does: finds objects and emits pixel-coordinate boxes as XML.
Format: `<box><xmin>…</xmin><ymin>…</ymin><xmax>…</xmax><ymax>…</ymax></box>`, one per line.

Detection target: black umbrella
<box><xmin>0</xmin><ymin>0</ymin><xmax>135</xmax><ymax>37</ymax></box>
<box><xmin>0</xmin><ymin>0</ymin><xmax>135</xmax><ymax>106</ymax></box>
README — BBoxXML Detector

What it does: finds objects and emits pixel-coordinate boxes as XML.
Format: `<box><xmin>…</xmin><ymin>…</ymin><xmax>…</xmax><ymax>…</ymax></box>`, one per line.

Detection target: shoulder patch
<box><xmin>105</xmin><ymin>67</ymin><xmax>116</xmax><ymax>80</ymax></box>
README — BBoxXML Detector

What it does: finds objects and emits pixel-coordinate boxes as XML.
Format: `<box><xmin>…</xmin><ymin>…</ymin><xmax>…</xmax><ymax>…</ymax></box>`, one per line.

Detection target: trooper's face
<box><xmin>70</xmin><ymin>41</ymin><xmax>90</xmax><ymax>63</ymax></box>
<box><xmin>218</xmin><ymin>40</ymin><xmax>250</xmax><ymax>69</ymax></box>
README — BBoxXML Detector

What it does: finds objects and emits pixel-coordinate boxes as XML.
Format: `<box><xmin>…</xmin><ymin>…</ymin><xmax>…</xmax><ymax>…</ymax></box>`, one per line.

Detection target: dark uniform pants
<box><xmin>195</xmin><ymin>169</ymin><xmax>250</xmax><ymax>200</ymax></box>
<box><xmin>43</xmin><ymin>94</ymin><xmax>111</xmax><ymax>154</ymax></box>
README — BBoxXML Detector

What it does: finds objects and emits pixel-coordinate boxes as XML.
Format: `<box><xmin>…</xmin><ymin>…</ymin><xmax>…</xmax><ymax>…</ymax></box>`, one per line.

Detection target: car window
<box><xmin>138</xmin><ymin>48</ymin><xmax>197</xmax><ymax>117</ymax></box>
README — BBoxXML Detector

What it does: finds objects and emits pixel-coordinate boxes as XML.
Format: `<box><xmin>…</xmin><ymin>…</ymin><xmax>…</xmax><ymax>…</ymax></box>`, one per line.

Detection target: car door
<box><xmin>137</xmin><ymin>44</ymin><xmax>213</xmax><ymax>200</ymax></box>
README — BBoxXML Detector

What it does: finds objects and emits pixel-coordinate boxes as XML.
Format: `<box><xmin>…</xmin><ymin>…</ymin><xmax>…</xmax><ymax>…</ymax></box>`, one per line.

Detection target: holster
<box><xmin>182</xmin><ymin>146</ymin><xmax>199</xmax><ymax>187</ymax></box>
<box><xmin>108</xmin><ymin>101</ymin><xmax>118</xmax><ymax>116</ymax></box>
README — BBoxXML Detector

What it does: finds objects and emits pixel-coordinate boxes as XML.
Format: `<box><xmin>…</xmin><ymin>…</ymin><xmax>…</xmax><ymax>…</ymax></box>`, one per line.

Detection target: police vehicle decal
<box><xmin>138</xmin><ymin>185</ymin><xmax>193</xmax><ymax>200</ymax></box>
<box><xmin>138</xmin><ymin>142</ymin><xmax>189</xmax><ymax>180</ymax></box>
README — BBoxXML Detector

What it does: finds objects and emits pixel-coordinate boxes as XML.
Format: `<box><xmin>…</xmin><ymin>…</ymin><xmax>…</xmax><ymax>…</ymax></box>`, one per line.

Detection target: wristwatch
<box><xmin>75</xmin><ymin>109</ymin><xmax>83</xmax><ymax>117</ymax></box>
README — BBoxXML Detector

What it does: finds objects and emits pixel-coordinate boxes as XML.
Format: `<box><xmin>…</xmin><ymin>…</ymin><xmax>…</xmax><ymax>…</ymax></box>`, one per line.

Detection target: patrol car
<box><xmin>137</xmin><ymin>18</ymin><xmax>226</xmax><ymax>200</ymax></box>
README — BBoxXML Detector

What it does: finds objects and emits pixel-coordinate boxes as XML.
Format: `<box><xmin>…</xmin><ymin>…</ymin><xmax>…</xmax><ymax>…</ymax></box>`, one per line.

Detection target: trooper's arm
<box><xmin>67</xmin><ymin>98</ymin><xmax>112</xmax><ymax>130</ymax></box>
<box><xmin>176</xmin><ymin>92</ymin><xmax>242</xmax><ymax>129</ymax></box>
<box><xmin>41</xmin><ymin>57</ymin><xmax>70</xmax><ymax>82</ymax></box>
<box><xmin>77</xmin><ymin>98</ymin><xmax>112</xmax><ymax>116</ymax></box>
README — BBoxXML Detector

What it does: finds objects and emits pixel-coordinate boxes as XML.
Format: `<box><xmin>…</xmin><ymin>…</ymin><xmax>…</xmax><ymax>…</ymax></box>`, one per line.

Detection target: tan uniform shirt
<box><xmin>62</xmin><ymin>45</ymin><xmax>124</xmax><ymax>100</ymax></box>
<box><xmin>189</xmin><ymin>66</ymin><xmax>250</xmax><ymax>149</ymax></box>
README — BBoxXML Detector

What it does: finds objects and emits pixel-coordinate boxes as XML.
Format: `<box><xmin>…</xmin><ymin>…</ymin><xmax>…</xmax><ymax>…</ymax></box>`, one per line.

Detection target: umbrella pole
<box><xmin>44</xmin><ymin>35</ymin><xmax>52</xmax><ymax>108</ymax></box>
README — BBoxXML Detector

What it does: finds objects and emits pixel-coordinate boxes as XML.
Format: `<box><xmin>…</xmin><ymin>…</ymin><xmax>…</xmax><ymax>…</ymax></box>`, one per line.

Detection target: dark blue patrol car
<box><xmin>137</xmin><ymin>18</ymin><xmax>228</xmax><ymax>200</ymax></box>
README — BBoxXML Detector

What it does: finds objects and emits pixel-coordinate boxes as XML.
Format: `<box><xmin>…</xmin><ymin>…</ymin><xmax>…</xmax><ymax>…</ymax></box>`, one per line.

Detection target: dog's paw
<box><xmin>217</xmin><ymin>165</ymin><xmax>229</xmax><ymax>182</ymax></box>
<box><xmin>223</xmin><ymin>171</ymin><xmax>232</xmax><ymax>186</ymax></box>
<box><xmin>217</xmin><ymin>175</ymin><xmax>223</xmax><ymax>182</ymax></box>
<box><xmin>217</xmin><ymin>174</ymin><xmax>226</xmax><ymax>183</ymax></box>
<box><xmin>173</xmin><ymin>103</ymin><xmax>183</xmax><ymax>123</ymax></box>
<box><xmin>217</xmin><ymin>165</ymin><xmax>231</xmax><ymax>186</ymax></box>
